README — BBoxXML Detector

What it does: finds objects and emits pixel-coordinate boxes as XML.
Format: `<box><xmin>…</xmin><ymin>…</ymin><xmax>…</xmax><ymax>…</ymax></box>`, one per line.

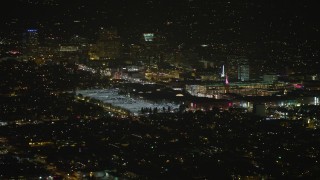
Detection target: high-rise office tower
<box><xmin>89</xmin><ymin>27</ymin><xmax>121</xmax><ymax>60</ymax></box>
<box><xmin>25</xmin><ymin>29</ymin><xmax>39</xmax><ymax>47</ymax></box>
<box><xmin>238</xmin><ymin>60</ymin><xmax>250</xmax><ymax>81</ymax></box>
<box><xmin>22</xmin><ymin>29</ymin><xmax>40</xmax><ymax>55</ymax></box>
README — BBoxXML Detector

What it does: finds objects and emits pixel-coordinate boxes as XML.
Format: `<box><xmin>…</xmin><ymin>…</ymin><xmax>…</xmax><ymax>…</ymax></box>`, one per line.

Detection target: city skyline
<box><xmin>1</xmin><ymin>1</ymin><xmax>319</xmax><ymax>75</ymax></box>
<box><xmin>1</xmin><ymin>1</ymin><xmax>320</xmax><ymax>179</ymax></box>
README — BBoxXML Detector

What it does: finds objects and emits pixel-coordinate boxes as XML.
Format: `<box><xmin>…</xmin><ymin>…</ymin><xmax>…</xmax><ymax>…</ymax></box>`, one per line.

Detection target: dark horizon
<box><xmin>1</xmin><ymin>0</ymin><xmax>319</xmax><ymax>41</ymax></box>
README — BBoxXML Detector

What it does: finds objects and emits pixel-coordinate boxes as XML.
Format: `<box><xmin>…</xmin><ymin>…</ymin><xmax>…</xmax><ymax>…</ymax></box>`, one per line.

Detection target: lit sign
<box><xmin>27</xmin><ymin>29</ymin><xmax>37</xmax><ymax>32</ymax></box>
<box><xmin>60</xmin><ymin>46</ymin><xmax>79</xmax><ymax>52</ymax></box>
<box><xmin>143</xmin><ymin>33</ymin><xmax>154</xmax><ymax>41</ymax></box>
<box><xmin>8</xmin><ymin>50</ymin><xmax>20</xmax><ymax>55</ymax></box>
<box><xmin>293</xmin><ymin>84</ymin><xmax>303</xmax><ymax>89</ymax></box>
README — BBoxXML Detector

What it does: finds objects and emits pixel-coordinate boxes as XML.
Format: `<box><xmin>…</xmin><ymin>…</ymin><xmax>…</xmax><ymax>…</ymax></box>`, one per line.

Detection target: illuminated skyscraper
<box><xmin>139</xmin><ymin>32</ymin><xmax>167</xmax><ymax>65</ymax></box>
<box><xmin>89</xmin><ymin>27</ymin><xmax>121</xmax><ymax>60</ymax></box>
<box><xmin>22</xmin><ymin>29</ymin><xmax>40</xmax><ymax>55</ymax></box>
<box><xmin>238</xmin><ymin>59</ymin><xmax>249</xmax><ymax>81</ymax></box>
<box><xmin>25</xmin><ymin>29</ymin><xmax>39</xmax><ymax>47</ymax></box>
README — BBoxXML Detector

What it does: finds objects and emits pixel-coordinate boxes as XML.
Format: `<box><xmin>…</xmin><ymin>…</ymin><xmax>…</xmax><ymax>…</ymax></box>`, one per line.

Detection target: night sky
<box><xmin>1</xmin><ymin>0</ymin><xmax>319</xmax><ymax>42</ymax></box>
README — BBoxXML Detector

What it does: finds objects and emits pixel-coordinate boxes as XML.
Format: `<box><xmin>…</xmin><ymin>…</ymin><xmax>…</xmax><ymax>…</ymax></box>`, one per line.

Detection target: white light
<box><xmin>221</xmin><ymin>65</ymin><xmax>225</xmax><ymax>78</ymax></box>
<box><xmin>315</xmin><ymin>97</ymin><xmax>319</xmax><ymax>105</ymax></box>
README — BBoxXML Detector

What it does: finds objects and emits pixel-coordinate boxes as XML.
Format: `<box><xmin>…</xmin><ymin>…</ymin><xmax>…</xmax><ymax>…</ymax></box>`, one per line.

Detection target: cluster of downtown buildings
<box><xmin>1</xmin><ymin>1</ymin><xmax>320</xmax><ymax>178</ymax></box>
<box><xmin>4</xmin><ymin>27</ymin><xmax>318</xmax><ymax>120</ymax></box>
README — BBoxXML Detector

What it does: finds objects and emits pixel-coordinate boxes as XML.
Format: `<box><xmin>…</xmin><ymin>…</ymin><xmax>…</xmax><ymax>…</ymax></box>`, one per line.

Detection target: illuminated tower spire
<box><xmin>221</xmin><ymin>65</ymin><xmax>225</xmax><ymax>78</ymax></box>
<box><xmin>224</xmin><ymin>74</ymin><xmax>230</xmax><ymax>93</ymax></box>
<box><xmin>225</xmin><ymin>74</ymin><xmax>229</xmax><ymax>85</ymax></box>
